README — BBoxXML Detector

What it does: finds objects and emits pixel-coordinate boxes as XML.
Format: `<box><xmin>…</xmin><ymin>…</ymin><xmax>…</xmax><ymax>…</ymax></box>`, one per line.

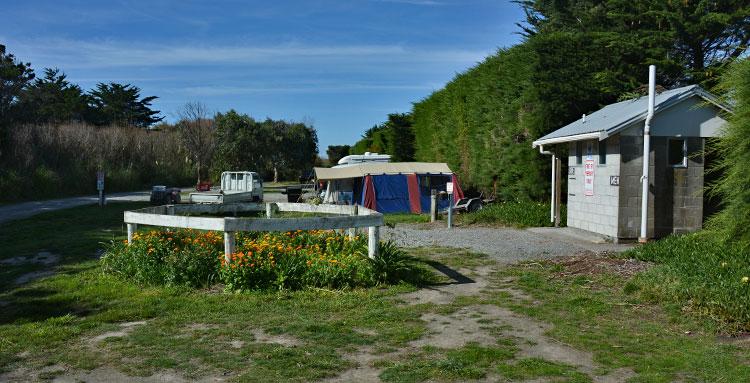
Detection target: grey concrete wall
<box><xmin>566</xmin><ymin>136</ymin><xmax>621</xmax><ymax>238</ymax></box>
<box><xmin>618</xmin><ymin>126</ymin><xmax>704</xmax><ymax>239</ymax></box>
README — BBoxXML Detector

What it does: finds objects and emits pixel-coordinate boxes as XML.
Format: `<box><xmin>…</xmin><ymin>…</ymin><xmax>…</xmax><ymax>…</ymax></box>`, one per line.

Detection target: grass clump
<box><xmin>458</xmin><ymin>200</ymin><xmax>566</xmax><ymax>228</ymax></box>
<box><xmin>384</xmin><ymin>213</ymin><xmax>431</xmax><ymax>226</ymax></box>
<box><xmin>378</xmin><ymin>343</ymin><xmax>515</xmax><ymax>382</ymax></box>
<box><xmin>625</xmin><ymin>232</ymin><xmax>750</xmax><ymax>332</ymax></box>
<box><xmin>496</xmin><ymin>358</ymin><xmax>591</xmax><ymax>382</ymax></box>
<box><xmin>102</xmin><ymin>229</ymin><xmax>414</xmax><ymax>291</ymax></box>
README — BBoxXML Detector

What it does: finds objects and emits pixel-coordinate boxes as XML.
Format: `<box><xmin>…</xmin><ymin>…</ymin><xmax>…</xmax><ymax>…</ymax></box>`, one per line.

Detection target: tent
<box><xmin>314</xmin><ymin>162</ymin><xmax>464</xmax><ymax>214</ymax></box>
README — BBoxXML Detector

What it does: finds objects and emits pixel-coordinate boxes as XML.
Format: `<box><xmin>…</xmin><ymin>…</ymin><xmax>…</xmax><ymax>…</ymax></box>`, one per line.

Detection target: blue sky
<box><xmin>2</xmin><ymin>0</ymin><xmax>525</xmax><ymax>153</ymax></box>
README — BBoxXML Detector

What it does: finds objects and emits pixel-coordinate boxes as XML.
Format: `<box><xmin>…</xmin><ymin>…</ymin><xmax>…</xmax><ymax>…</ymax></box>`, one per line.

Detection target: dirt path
<box><xmin>324</xmin><ymin>256</ymin><xmax>636</xmax><ymax>383</ymax></box>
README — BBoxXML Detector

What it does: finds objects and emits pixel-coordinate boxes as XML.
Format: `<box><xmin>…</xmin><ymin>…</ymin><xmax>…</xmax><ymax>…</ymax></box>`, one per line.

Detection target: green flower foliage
<box><xmin>102</xmin><ymin>229</ymin><xmax>414</xmax><ymax>291</ymax></box>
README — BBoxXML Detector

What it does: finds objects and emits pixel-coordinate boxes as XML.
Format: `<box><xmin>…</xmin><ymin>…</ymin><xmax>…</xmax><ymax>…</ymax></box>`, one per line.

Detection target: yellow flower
<box><xmin>721</xmin><ymin>262</ymin><xmax>727</xmax><ymax>268</ymax></box>
<box><xmin>742</xmin><ymin>276</ymin><xmax>749</xmax><ymax>284</ymax></box>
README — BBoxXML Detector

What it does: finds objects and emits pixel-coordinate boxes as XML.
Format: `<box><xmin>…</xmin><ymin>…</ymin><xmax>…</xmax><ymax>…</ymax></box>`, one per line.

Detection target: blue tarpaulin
<box><xmin>370</xmin><ymin>175</ymin><xmax>411</xmax><ymax>213</ymax></box>
<box><xmin>359</xmin><ymin>173</ymin><xmax>453</xmax><ymax>214</ymax></box>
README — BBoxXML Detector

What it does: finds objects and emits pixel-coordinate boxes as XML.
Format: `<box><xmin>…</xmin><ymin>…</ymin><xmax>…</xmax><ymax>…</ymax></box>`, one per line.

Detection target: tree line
<box><xmin>0</xmin><ymin>44</ymin><xmax>319</xmax><ymax>201</ymax></box>
<box><xmin>0</xmin><ymin>45</ymin><xmax>163</xmax><ymax>129</ymax></box>
<box><xmin>337</xmin><ymin>0</ymin><xmax>748</xmax><ymax>200</ymax></box>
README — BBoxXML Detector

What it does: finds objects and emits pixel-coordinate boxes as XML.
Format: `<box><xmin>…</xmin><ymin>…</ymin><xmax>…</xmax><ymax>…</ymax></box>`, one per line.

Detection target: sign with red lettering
<box><xmin>583</xmin><ymin>159</ymin><xmax>594</xmax><ymax>196</ymax></box>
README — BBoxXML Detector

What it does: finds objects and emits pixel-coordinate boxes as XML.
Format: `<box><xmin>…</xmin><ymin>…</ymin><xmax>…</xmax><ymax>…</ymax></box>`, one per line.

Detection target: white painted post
<box><xmin>550</xmin><ymin>154</ymin><xmax>556</xmax><ymax>223</ymax></box>
<box><xmin>127</xmin><ymin>223</ymin><xmax>137</xmax><ymax>244</ymax></box>
<box><xmin>367</xmin><ymin>226</ymin><xmax>379</xmax><ymax>259</ymax></box>
<box><xmin>266</xmin><ymin>203</ymin><xmax>273</xmax><ymax>219</ymax></box>
<box><xmin>348</xmin><ymin>204</ymin><xmax>358</xmax><ymax>240</ymax></box>
<box><xmin>223</xmin><ymin>232</ymin><xmax>235</xmax><ymax>263</ymax></box>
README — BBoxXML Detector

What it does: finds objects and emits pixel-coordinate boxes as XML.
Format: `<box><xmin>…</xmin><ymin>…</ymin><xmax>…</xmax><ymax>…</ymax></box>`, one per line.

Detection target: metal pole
<box><xmin>639</xmin><ymin>65</ymin><xmax>656</xmax><ymax>243</ymax></box>
<box><xmin>555</xmin><ymin>157</ymin><xmax>562</xmax><ymax>227</ymax></box>
<box><xmin>367</xmin><ymin>226</ymin><xmax>379</xmax><ymax>259</ymax></box>
<box><xmin>447</xmin><ymin>192</ymin><xmax>453</xmax><ymax>228</ymax></box>
<box><xmin>549</xmin><ymin>154</ymin><xmax>557</xmax><ymax>226</ymax></box>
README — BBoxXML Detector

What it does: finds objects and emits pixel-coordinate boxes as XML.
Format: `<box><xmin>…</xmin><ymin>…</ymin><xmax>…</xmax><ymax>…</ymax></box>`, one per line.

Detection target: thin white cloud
<box><xmin>372</xmin><ymin>0</ymin><xmax>446</xmax><ymax>5</ymax></box>
<box><xmin>178</xmin><ymin>83</ymin><xmax>438</xmax><ymax>96</ymax></box>
<box><xmin>4</xmin><ymin>38</ymin><xmax>488</xmax><ymax>70</ymax></box>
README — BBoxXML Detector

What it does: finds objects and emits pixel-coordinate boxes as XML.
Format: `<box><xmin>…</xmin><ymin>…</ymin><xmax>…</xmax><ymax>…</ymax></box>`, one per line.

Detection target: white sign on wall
<box><xmin>446</xmin><ymin>182</ymin><xmax>454</xmax><ymax>194</ymax></box>
<box><xmin>583</xmin><ymin>159</ymin><xmax>594</xmax><ymax>196</ymax></box>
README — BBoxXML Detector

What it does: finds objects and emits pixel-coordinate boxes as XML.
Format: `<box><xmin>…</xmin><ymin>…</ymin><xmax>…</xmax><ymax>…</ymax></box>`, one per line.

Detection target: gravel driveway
<box><xmin>382</xmin><ymin>224</ymin><xmax>631</xmax><ymax>263</ymax></box>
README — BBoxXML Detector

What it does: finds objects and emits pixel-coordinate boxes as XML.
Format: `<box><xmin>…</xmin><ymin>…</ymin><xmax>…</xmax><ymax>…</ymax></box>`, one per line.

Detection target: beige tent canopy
<box><xmin>314</xmin><ymin>162</ymin><xmax>452</xmax><ymax>181</ymax></box>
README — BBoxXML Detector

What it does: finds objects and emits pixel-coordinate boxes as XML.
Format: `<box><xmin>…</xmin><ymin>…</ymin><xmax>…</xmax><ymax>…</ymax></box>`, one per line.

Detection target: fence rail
<box><xmin>124</xmin><ymin>202</ymin><xmax>383</xmax><ymax>261</ymax></box>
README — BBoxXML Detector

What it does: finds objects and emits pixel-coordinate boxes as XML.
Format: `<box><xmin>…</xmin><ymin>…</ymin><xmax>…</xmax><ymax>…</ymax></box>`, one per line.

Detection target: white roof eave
<box><xmin>532</xmin><ymin>131</ymin><xmax>605</xmax><ymax>148</ymax></box>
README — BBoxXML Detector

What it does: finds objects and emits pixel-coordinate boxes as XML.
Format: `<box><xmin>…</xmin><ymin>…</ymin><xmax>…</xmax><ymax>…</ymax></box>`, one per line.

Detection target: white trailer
<box><xmin>188</xmin><ymin>171</ymin><xmax>263</xmax><ymax>204</ymax></box>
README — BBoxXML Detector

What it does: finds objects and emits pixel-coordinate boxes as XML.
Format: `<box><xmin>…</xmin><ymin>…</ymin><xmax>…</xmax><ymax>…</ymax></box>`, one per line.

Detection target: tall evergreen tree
<box><xmin>0</xmin><ymin>44</ymin><xmax>34</xmax><ymax>123</ymax></box>
<box><xmin>87</xmin><ymin>83</ymin><xmax>163</xmax><ymax>127</ymax></box>
<box><xmin>18</xmin><ymin>68</ymin><xmax>89</xmax><ymax>124</ymax></box>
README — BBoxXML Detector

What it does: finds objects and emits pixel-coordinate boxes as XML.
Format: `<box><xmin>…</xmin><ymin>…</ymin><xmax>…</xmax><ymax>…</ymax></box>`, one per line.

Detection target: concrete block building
<box><xmin>532</xmin><ymin>85</ymin><xmax>730</xmax><ymax>241</ymax></box>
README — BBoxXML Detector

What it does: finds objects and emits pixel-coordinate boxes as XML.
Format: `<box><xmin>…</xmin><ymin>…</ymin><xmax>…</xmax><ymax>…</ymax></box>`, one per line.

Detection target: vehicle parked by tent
<box><xmin>314</xmin><ymin>162</ymin><xmax>464</xmax><ymax>214</ymax></box>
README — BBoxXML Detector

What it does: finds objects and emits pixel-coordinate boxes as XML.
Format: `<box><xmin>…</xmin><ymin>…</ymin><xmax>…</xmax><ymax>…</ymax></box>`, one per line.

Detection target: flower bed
<box><xmin>102</xmin><ymin>229</ymin><xmax>408</xmax><ymax>291</ymax></box>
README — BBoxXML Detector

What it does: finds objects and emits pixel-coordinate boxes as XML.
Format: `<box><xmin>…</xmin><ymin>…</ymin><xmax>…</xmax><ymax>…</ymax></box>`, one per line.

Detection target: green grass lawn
<box><xmin>1</xmin><ymin>203</ymin><xmax>750</xmax><ymax>382</ymax></box>
<box><xmin>457</xmin><ymin>200</ymin><xmax>566</xmax><ymax>228</ymax></box>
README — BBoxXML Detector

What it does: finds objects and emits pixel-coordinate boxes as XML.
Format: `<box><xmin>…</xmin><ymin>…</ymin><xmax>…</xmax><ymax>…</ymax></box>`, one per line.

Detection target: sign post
<box><xmin>96</xmin><ymin>171</ymin><xmax>105</xmax><ymax>207</ymax></box>
<box><xmin>446</xmin><ymin>182</ymin><xmax>454</xmax><ymax>229</ymax></box>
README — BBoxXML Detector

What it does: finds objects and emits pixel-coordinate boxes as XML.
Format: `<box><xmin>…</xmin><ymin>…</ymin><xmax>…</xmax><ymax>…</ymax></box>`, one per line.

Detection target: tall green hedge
<box><xmin>709</xmin><ymin>58</ymin><xmax>750</xmax><ymax>248</ymax></box>
<box><xmin>412</xmin><ymin>34</ymin><xmax>628</xmax><ymax>200</ymax></box>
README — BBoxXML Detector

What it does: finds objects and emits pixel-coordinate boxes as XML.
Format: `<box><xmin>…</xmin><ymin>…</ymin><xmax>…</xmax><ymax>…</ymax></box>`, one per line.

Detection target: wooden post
<box><xmin>224</xmin><ymin>231</ymin><xmax>235</xmax><ymax>263</ymax></box>
<box><xmin>554</xmin><ymin>157</ymin><xmax>562</xmax><ymax>227</ymax></box>
<box><xmin>127</xmin><ymin>223</ymin><xmax>137</xmax><ymax>244</ymax></box>
<box><xmin>367</xmin><ymin>226</ymin><xmax>379</xmax><ymax>259</ymax></box>
<box><xmin>430</xmin><ymin>190</ymin><xmax>437</xmax><ymax>222</ymax></box>
<box><xmin>348</xmin><ymin>204</ymin><xmax>358</xmax><ymax>240</ymax></box>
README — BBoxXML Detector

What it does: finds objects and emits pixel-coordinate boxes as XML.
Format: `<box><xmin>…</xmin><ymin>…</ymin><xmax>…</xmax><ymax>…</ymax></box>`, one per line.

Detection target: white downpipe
<box><xmin>639</xmin><ymin>65</ymin><xmax>656</xmax><ymax>242</ymax></box>
<box><xmin>539</xmin><ymin>145</ymin><xmax>555</xmax><ymax>223</ymax></box>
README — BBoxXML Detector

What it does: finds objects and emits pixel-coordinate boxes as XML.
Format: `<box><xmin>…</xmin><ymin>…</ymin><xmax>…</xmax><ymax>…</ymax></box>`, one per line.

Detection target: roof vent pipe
<box><xmin>582</xmin><ymin>114</ymin><xmax>586</xmax><ymax>123</ymax></box>
<box><xmin>639</xmin><ymin>65</ymin><xmax>656</xmax><ymax>243</ymax></box>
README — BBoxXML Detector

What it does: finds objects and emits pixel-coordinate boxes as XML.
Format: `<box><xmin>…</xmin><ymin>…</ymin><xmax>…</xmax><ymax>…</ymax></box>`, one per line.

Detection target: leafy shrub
<box><xmin>459</xmin><ymin>200</ymin><xmax>566</xmax><ymax>228</ymax></box>
<box><xmin>103</xmin><ymin>229</ymin><xmax>414</xmax><ymax>291</ymax></box>
<box><xmin>371</xmin><ymin>241</ymin><xmax>412</xmax><ymax>284</ymax></box>
<box><xmin>101</xmin><ymin>230</ymin><xmax>221</xmax><ymax>288</ymax></box>
<box><xmin>625</xmin><ymin>232</ymin><xmax>750</xmax><ymax>331</ymax></box>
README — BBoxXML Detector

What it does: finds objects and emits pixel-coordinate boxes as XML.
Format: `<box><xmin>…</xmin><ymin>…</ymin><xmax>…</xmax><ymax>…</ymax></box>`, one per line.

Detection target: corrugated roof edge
<box><xmin>531</xmin><ymin>85</ymin><xmax>731</xmax><ymax>148</ymax></box>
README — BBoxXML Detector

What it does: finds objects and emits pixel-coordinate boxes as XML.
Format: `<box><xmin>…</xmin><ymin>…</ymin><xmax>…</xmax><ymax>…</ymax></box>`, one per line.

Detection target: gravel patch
<box><xmin>382</xmin><ymin>225</ymin><xmax>630</xmax><ymax>263</ymax></box>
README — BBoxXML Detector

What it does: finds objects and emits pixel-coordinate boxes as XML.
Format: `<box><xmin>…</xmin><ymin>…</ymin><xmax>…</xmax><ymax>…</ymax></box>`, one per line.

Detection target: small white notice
<box><xmin>583</xmin><ymin>159</ymin><xmax>594</xmax><ymax>196</ymax></box>
<box><xmin>446</xmin><ymin>182</ymin><xmax>454</xmax><ymax>194</ymax></box>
